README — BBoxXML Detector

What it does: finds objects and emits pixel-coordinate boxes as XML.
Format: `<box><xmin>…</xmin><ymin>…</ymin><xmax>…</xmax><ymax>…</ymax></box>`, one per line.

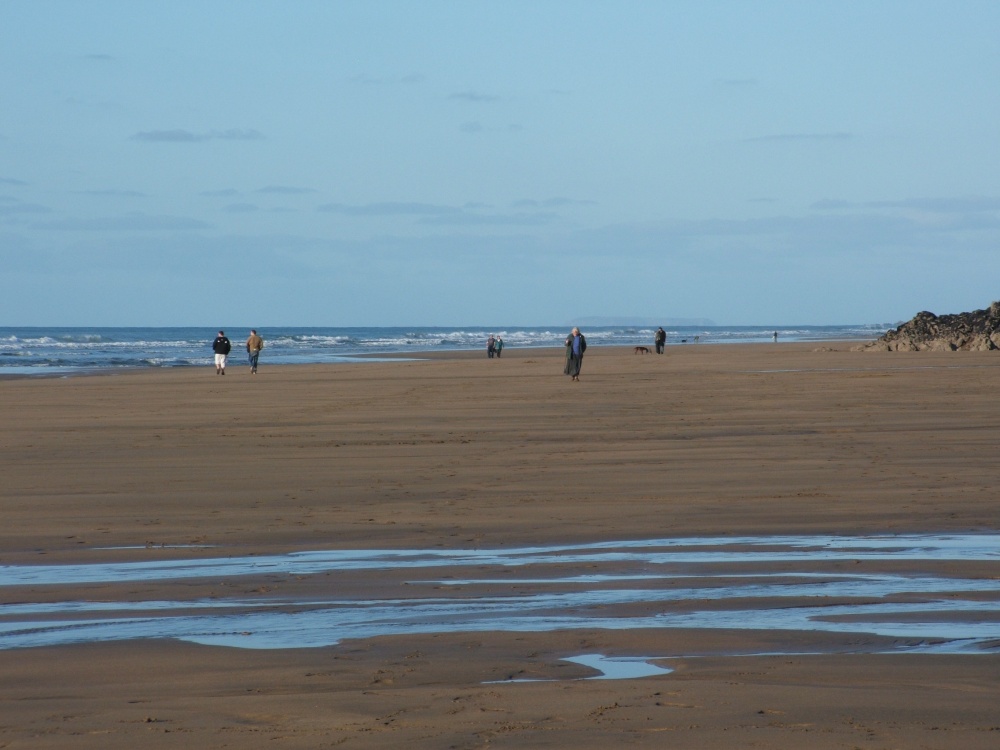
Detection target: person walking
<box><xmin>487</xmin><ymin>334</ymin><xmax>496</xmax><ymax>359</ymax></box>
<box><xmin>212</xmin><ymin>330</ymin><xmax>232</xmax><ymax>375</ymax></box>
<box><xmin>246</xmin><ymin>329</ymin><xmax>264</xmax><ymax>374</ymax></box>
<box><xmin>654</xmin><ymin>327</ymin><xmax>666</xmax><ymax>354</ymax></box>
<box><xmin>563</xmin><ymin>327</ymin><xmax>586</xmax><ymax>381</ymax></box>
<box><xmin>494</xmin><ymin>336</ymin><xmax>504</xmax><ymax>358</ymax></box>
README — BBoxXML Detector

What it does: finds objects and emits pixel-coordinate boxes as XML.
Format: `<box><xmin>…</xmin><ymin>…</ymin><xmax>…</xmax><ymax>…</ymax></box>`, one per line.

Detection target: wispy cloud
<box><xmin>512</xmin><ymin>197</ymin><xmax>597</xmax><ymax>209</ymax></box>
<box><xmin>318</xmin><ymin>199</ymin><xmax>578</xmax><ymax>226</ymax></box>
<box><xmin>350</xmin><ymin>73</ymin><xmax>425</xmax><ymax>86</ymax></box>
<box><xmin>131</xmin><ymin>128</ymin><xmax>265</xmax><ymax>143</ymax></box>
<box><xmin>460</xmin><ymin>121</ymin><xmax>521</xmax><ymax>135</ymax></box>
<box><xmin>449</xmin><ymin>91</ymin><xmax>500</xmax><ymax>102</ymax></box>
<box><xmin>813</xmin><ymin>196</ymin><xmax>1000</xmax><ymax>214</ymax></box>
<box><xmin>418</xmin><ymin>211</ymin><xmax>557</xmax><ymax>227</ymax></box>
<box><xmin>77</xmin><ymin>189</ymin><xmax>146</xmax><ymax>197</ymax></box>
<box><xmin>0</xmin><ymin>177</ymin><xmax>28</xmax><ymax>186</ymax></box>
<box><xmin>33</xmin><ymin>213</ymin><xmax>212</xmax><ymax>231</ymax></box>
<box><xmin>256</xmin><ymin>185</ymin><xmax>317</xmax><ymax>195</ymax></box>
<box><xmin>742</xmin><ymin>132</ymin><xmax>853</xmax><ymax>144</ymax></box>
<box><xmin>317</xmin><ymin>201</ymin><xmax>462</xmax><ymax>217</ymax></box>
<box><xmin>715</xmin><ymin>77</ymin><xmax>758</xmax><ymax>88</ymax></box>
<box><xmin>0</xmin><ymin>202</ymin><xmax>50</xmax><ymax>217</ymax></box>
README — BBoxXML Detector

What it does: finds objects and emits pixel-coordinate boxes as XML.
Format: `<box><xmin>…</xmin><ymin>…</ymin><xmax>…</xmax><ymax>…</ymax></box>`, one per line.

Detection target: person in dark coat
<box><xmin>563</xmin><ymin>327</ymin><xmax>586</xmax><ymax>381</ymax></box>
<box><xmin>654</xmin><ymin>326</ymin><xmax>666</xmax><ymax>354</ymax></box>
<box><xmin>212</xmin><ymin>330</ymin><xmax>232</xmax><ymax>375</ymax></box>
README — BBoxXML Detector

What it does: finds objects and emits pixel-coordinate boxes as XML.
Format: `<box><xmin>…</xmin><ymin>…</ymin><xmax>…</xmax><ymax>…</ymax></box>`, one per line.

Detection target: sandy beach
<box><xmin>2</xmin><ymin>342</ymin><xmax>999</xmax><ymax>748</ymax></box>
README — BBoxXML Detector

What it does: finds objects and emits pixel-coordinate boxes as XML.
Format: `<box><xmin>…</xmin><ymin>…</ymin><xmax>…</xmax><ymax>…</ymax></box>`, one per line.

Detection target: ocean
<box><xmin>0</xmin><ymin>324</ymin><xmax>891</xmax><ymax>376</ymax></box>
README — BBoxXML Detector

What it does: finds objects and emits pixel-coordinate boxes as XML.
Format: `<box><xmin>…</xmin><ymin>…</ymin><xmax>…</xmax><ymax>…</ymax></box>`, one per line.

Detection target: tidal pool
<box><xmin>489</xmin><ymin>654</ymin><xmax>676</xmax><ymax>682</ymax></box>
<box><xmin>1</xmin><ymin>534</ymin><xmax>998</xmax><ymax>654</ymax></box>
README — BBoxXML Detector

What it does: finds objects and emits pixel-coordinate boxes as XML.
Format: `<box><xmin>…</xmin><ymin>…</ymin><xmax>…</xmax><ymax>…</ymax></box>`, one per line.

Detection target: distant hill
<box><xmin>857</xmin><ymin>302</ymin><xmax>1000</xmax><ymax>351</ymax></box>
<box><xmin>573</xmin><ymin>316</ymin><xmax>715</xmax><ymax>327</ymax></box>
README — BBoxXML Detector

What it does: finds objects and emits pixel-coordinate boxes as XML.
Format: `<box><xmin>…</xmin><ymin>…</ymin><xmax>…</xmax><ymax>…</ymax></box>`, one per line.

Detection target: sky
<box><xmin>2</xmin><ymin>0</ymin><xmax>999</xmax><ymax>327</ymax></box>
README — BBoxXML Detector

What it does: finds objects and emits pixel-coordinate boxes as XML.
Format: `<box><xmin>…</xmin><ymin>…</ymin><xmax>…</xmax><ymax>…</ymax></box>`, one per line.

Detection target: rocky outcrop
<box><xmin>858</xmin><ymin>302</ymin><xmax>1000</xmax><ymax>351</ymax></box>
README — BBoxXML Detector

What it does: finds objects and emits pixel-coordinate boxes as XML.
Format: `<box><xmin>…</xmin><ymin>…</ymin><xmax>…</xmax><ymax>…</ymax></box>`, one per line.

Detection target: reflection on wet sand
<box><xmin>1</xmin><ymin>534</ymin><xmax>998</xmax><ymax>656</ymax></box>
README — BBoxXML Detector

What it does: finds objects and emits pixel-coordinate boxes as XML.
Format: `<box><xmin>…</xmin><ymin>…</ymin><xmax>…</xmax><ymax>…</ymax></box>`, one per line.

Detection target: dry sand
<box><xmin>1</xmin><ymin>342</ymin><xmax>998</xmax><ymax>747</ymax></box>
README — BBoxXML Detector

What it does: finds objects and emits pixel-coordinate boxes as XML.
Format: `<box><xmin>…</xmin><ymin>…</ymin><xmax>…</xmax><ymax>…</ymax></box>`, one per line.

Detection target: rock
<box><xmin>856</xmin><ymin>302</ymin><xmax>1000</xmax><ymax>352</ymax></box>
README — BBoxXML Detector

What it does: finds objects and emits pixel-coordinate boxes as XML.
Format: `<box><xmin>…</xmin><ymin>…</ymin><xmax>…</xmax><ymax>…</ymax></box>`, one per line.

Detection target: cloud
<box><xmin>77</xmin><ymin>189</ymin><xmax>146</xmax><ymax>197</ymax></box>
<box><xmin>460</xmin><ymin>121</ymin><xmax>520</xmax><ymax>135</ymax></box>
<box><xmin>566</xmin><ymin>208</ymin><xmax>1000</xmax><ymax>267</ymax></box>
<box><xmin>317</xmin><ymin>201</ymin><xmax>463</xmax><ymax>217</ymax></box>
<box><xmin>813</xmin><ymin>196</ymin><xmax>1000</xmax><ymax>214</ymax></box>
<box><xmin>512</xmin><ymin>197</ymin><xmax>597</xmax><ymax>209</ymax></box>
<box><xmin>0</xmin><ymin>177</ymin><xmax>28</xmax><ymax>186</ymax></box>
<box><xmin>418</xmin><ymin>211</ymin><xmax>558</xmax><ymax>227</ymax></box>
<box><xmin>716</xmin><ymin>78</ymin><xmax>758</xmax><ymax>87</ymax></box>
<box><xmin>350</xmin><ymin>73</ymin><xmax>425</xmax><ymax>86</ymax></box>
<box><xmin>742</xmin><ymin>132</ymin><xmax>854</xmax><ymax>144</ymax></box>
<box><xmin>0</xmin><ymin>202</ymin><xmax>50</xmax><ymax>217</ymax></box>
<box><xmin>256</xmin><ymin>185</ymin><xmax>317</xmax><ymax>195</ymax></box>
<box><xmin>449</xmin><ymin>91</ymin><xmax>500</xmax><ymax>102</ymax></box>
<box><xmin>317</xmin><ymin>199</ymin><xmax>573</xmax><ymax>226</ymax></box>
<box><xmin>132</xmin><ymin>130</ymin><xmax>201</xmax><ymax>143</ymax></box>
<box><xmin>131</xmin><ymin>128</ymin><xmax>265</xmax><ymax>143</ymax></box>
<box><xmin>811</xmin><ymin>199</ymin><xmax>854</xmax><ymax>210</ymax></box>
<box><xmin>33</xmin><ymin>213</ymin><xmax>212</xmax><ymax>231</ymax></box>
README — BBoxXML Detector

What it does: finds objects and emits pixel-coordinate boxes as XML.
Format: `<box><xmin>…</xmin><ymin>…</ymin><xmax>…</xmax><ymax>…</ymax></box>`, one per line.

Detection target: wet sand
<box><xmin>2</xmin><ymin>342</ymin><xmax>999</xmax><ymax>747</ymax></box>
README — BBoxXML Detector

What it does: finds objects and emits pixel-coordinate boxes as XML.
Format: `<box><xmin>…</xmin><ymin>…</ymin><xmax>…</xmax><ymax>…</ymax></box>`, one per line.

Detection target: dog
<box><xmin>634</xmin><ymin>346</ymin><xmax>651</xmax><ymax>354</ymax></box>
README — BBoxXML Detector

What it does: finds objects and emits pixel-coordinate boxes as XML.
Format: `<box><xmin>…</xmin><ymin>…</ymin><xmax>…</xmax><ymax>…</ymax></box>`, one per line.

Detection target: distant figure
<box><xmin>495</xmin><ymin>336</ymin><xmax>504</xmax><ymax>358</ymax></box>
<box><xmin>487</xmin><ymin>334</ymin><xmax>496</xmax><ymax>358</ymax></box>
<box><xmin>212</xmin><ymin>330</ymin><xmax>232</xmax><ymax>375</ymax></box>
<box><xmin>654</xmin><ymin>327</ymin><xmax>666</xmax><ymax>354</ymax></box>
<box><xmin>246</xmin><ymin>329</ymin><xmax>264</xmax><ymax>374</ymax></box>
<box><xmin>773</xmin><ymin>331</ymin><xmax>778</xmax><ymax>343</ymax></box>
<box><xmin>563</xmin><ymin>327</ymin><xmax>587</xmax><ymax>381</ymax></box>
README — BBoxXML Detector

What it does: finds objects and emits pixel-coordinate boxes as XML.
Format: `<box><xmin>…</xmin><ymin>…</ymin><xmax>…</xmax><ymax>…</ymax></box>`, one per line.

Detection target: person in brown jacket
<box><xmin>246</xmin><ymin>329</ymin><xmax>264</xmax><ymax>374</ymax></box>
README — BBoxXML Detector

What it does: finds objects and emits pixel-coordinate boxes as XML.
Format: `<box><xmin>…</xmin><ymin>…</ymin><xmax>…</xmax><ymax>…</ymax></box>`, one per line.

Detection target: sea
<box><xmin>0</xmin><ymin>324</ymin><xmax>892</xmax><ymax>376</ymax></box>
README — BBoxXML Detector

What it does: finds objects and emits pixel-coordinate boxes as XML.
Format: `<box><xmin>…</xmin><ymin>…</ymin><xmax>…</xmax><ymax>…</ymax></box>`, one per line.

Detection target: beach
<box><xmin>2</xmin><ymin>342</ymin><xmax>999</xmax><ymax>747</ymax></box>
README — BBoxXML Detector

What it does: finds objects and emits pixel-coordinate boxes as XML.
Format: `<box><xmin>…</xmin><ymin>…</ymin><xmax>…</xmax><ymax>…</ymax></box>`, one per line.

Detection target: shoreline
<box><xmin>0</xmin><ymin>319</ymin><xmax>899</xmax><ymax>381</ymax></box>
<box><xmin>0</xmin><ymin>337</ymin><xmax>883</xmax><ymax>379</ymax></box>
<box><xmin>1</xmin><ymin>341</ymin><xmax>998</xmax><ymax>747</ymax></box>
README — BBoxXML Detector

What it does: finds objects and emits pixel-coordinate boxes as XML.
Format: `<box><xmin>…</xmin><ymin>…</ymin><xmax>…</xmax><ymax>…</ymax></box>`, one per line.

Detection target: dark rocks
<box><xmin>858</xmin><ymin>301</ymin><xmax>1000</xmax><ymax>351</ymax></box>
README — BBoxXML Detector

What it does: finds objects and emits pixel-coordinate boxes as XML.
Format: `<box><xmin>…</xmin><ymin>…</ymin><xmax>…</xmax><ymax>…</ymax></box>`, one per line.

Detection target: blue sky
<box><xmin>2</xmin><ymin>0</ymin><xmax>999</xmax><ymax>327</ymax></box>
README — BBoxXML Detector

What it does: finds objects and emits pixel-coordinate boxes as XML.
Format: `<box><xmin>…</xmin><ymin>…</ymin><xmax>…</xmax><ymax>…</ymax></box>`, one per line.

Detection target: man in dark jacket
<box><xmin>563</xmin><ymin>327</ymin><xmax>586</xmax><ymax>381</ymax></box>
<box><xmin>212</xmin><ymin>330</ymin><xmax>232</xmax><ymax>375</ymax></box>
<box><xmin>654</xmin><ymin>327</ymin><xmax>666</xmax><ymax>354</ymax></box>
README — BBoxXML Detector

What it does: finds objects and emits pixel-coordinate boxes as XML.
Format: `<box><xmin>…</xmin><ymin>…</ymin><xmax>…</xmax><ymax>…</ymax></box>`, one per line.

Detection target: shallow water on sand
<box><xmin>1</xmin><ymin>534</ymin><xmax>998</xmax><ymax>654</ymax></box>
